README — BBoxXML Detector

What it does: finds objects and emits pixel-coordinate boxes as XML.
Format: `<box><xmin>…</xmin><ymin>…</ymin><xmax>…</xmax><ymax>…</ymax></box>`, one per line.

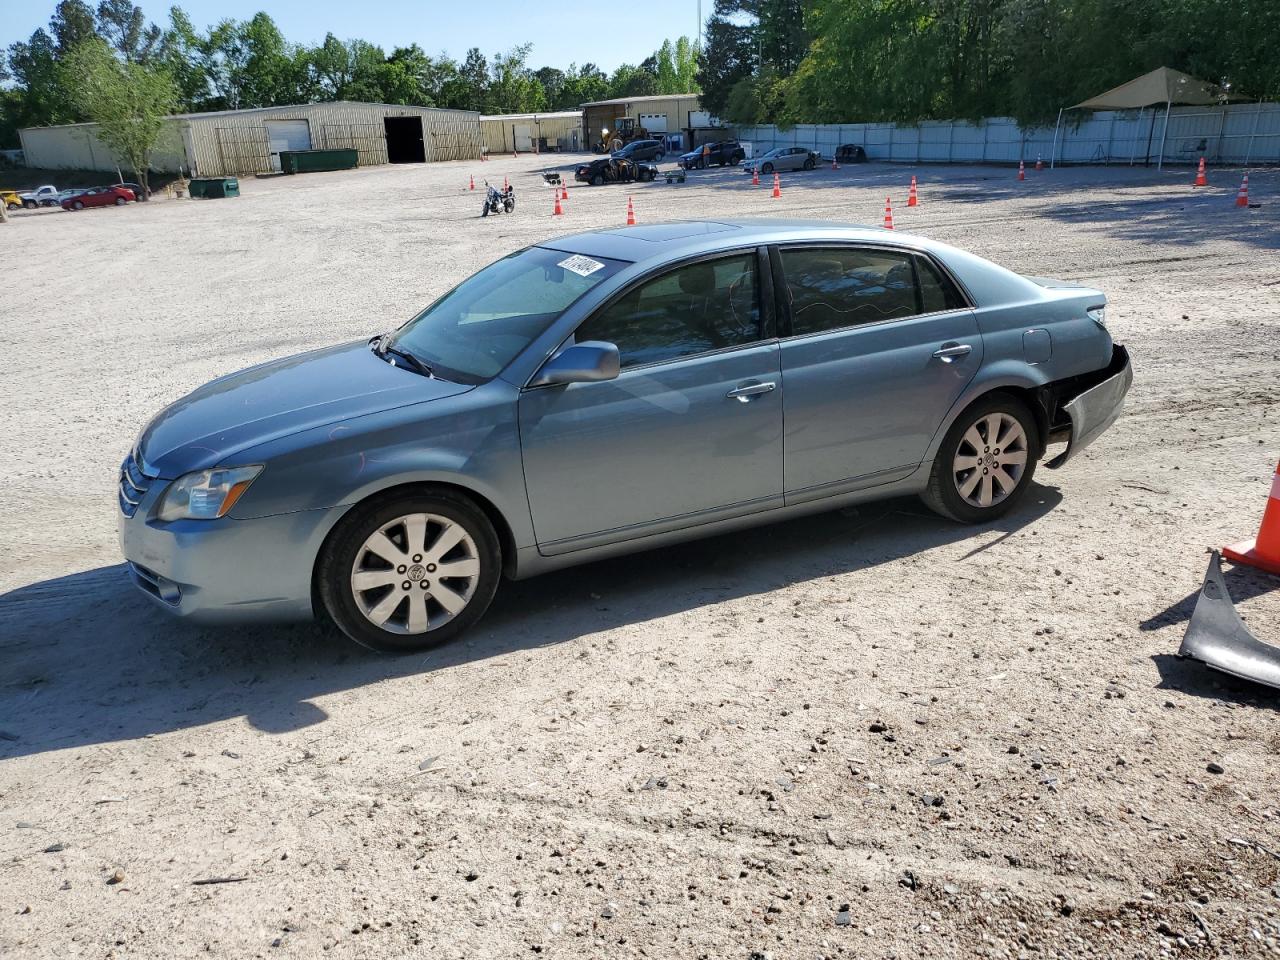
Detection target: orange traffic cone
<box><xmin>907</xmin><ymin>175</ymin><xmax>918</xmax><ymax>207</ymax></box>
<box><xmin>1035</xmin><ymin>154</ymin><xmax>1043</xmax><ymax>172</ymax></box>
<box><xmin>503</xmin><ymin>175</ymin><xmax>509</xmax><ymax>190</ymax></box>
<box><xmin>1194</xmin><ymin>157</ymin><xmax>1208</xmax><ymax>187</ymax></box>
<box><xmin>552</xmin><ymin>191</ymin><xmax>563</xmax><ymax>217</ymax></box>
<box><xmin>1223</xmin><ymin>462</ymin><xmax>1280</xmax><ymax>575</ymax></box>
<box><xmin>469</xmin><ymin>175</ymin><xmax>475</xmax><ymax>191</ymax></box>
<box><xmin>752</xmin><ymin>167</ymin><xmax>760</xmax><ymax>186</ymax></box>
<box><xmin>1236</xmin><ymin>174</ymin><xmax>1249</xmax><ymax>207</ymax></box>
<box><xmin>625</xmin><ymin>196</ymin><xmax>636</xmax><ymax>226</ymax></box>
<box><xmin>560</xmin><ymin>180</ymin><xmax>568</xmax><ymax>201</ymax></box>
<box><xmin>1017</xmin><ymin>160</ymin><xmax>1026</xmax><ymax>182</ymax></box>
<box><xmin>883</xmin><ymin>196</ymin><xmax>894</xmax><ymax>230</ymax></box>
<box><xmin>772</xmin><ymin>173</ymin><xmax>781</xmax><ymax>198</ymax></box>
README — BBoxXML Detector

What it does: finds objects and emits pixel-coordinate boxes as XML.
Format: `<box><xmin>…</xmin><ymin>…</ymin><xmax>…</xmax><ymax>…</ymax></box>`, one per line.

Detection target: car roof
<box><xmin>540</xmin><ymin>219</ymin><xmax>922</xmax><ymax>263</ymax></box>
<box><xmin>537</xmin><ymin>219</ymin><xmax>1043</xmax><ymax>306</ymax></box>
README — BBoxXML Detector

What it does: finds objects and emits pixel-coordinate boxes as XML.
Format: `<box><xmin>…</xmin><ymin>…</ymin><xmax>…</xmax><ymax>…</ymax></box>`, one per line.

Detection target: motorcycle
<box><xmin>481</xmin><ymin>181</ymin><xmax>515</xmax><ymax>217</ymax></box>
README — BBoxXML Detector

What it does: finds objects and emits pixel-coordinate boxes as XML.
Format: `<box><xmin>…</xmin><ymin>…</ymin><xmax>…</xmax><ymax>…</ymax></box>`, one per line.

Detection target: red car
<box><xmin>62</xmin><ymin>185</ymin><xmax>136</xmax><ymax>210</ymax></box>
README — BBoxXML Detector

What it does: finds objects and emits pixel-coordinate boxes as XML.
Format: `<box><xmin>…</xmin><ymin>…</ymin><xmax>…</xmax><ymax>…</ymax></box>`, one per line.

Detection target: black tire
<box><xmin>504</xmin><ymin>199</ymin><xmax>515</xmax><ymax>213</ymax></box>
<box><xmin>23</xmin><ymin>199</ymin><xmax>36</xmax><ymax>209</ymax></box>
<box><xmin>481</xmin><ymin>203</ymin><xmax>489</xmax><ymax>217</ymax></box>
<box><xmin>730</xmin><ymin>155</ymin><xmax>742</xmax><ymax>166</ymax></box>
<box><xmin>72</xmin><ymin>200</ymin><xmax>84</xmax><ymax>210</ymax></box>
<box><xmin>317</xmin><ymin>489</ymin><xmax>502</xmax><ymax>653</ymax></box>
<box><xmin>920</xmin><ymin>393</ymin><xmax>1040</xmax><ymax>524</ymax></box>
<box><xmin>761</xmin><ymin>162</ymin><xmax>774</xmax><ymax>174</ymax></box>
<box><xmin>115</xmin><ymin>197</ymin><xmax>126</xmax><ymax>206</ymax></box>
<box><xmin>803</xmin><ymin>157</ymin><xmax>816</xmax><ymax>170</ymax></box>
<box><xmin>5</xmin><ymin>201</ymin><xmax>17</xmax><ymax>210</ymax></box>
<box><xmin>591</xmin><ymin>174</ymin><xmax>603</xmax><ymax>186</ymax></box>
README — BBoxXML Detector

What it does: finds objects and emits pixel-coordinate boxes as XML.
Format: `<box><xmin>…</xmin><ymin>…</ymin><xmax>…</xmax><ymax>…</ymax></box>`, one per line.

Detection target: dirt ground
<box><xmin>2</xmin><ymin>154</ymin><xmax>1279</xmax><ymax>959</ymax></box>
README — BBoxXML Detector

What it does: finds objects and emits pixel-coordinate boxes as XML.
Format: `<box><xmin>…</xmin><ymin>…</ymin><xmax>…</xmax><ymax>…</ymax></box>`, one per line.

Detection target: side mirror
<box><xmin>530</xmin><ymin>341</ymin><xmax>620</xmax><ymax>387</ymax></box>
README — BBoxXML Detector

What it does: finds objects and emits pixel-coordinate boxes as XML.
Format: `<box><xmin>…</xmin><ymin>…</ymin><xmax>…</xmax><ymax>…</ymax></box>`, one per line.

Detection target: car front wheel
<box><xmin>803</xmin><ymin>157</ymin><xmax>816</xmax><ymax>170</ymax></box>
<box><xmin>761</xmin><ymin>162</ymin><xmax>774</xmax><ymax>174</ymax></box>
<box><xmin>921</xmin><ymin>394</ymin><xmax>1039</xmax><ymax>523</ymax></box>
<box><xmin>72</xmin><ymin>200</ymin><xmax>84</xmax><ymax>210</ymax></box>
<box><xmin>115</xmin><ymin>197</ymin><xmax>127</xmax><ymax>205</ymax></box>
<box><xmin>318</xmin><ymin>490</ymin><xmax>501</xmax><ymax>653</ymax></box>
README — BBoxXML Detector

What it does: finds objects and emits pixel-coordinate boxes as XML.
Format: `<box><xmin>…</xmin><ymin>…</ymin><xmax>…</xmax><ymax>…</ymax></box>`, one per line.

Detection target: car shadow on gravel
<box><xmin>0</xmin><ymin>485</ymin><xmax>1062</xmax><ymax>759</ymax></box>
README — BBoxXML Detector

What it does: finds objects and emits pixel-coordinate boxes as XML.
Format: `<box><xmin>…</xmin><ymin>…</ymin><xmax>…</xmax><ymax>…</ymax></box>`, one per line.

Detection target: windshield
<box><xmin>389</xmin><ymin>246</ymin><xmax>628</xmax><ymax>383</ymax></box>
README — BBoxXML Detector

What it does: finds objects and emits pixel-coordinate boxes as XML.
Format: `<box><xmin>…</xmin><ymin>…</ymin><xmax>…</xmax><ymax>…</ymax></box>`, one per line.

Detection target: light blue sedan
<box><xmin>119</xmin><ymin>220</ymin><xmax>1131</xmax><ymax>651</ymax></box>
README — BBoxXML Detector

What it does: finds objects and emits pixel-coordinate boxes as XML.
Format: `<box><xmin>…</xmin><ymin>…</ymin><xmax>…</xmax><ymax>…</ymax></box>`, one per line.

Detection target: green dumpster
<box><xmin>189</xmin><ymin>177</ymin><xmax>239</xmax><ymax>199</ymax></box>
<box><xmin>278</xmin><ymin>149</ymin><xmax>359</xmax><ymax>174</ymax></box>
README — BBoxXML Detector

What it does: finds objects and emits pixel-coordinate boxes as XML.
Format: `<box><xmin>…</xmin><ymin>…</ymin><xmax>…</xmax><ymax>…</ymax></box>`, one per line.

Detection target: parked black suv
<box><xmin>678</xmin><ymin>140</ymin><xmax>747</xmax><ymax>169</ymax></box>
<box><xmin>610</xmin><ymin>139</ymin><xmax>666</xmax><ymax>162</ymax></box>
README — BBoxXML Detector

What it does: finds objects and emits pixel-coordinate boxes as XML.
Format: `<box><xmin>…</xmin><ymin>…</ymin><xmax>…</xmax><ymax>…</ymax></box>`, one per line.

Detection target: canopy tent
<box><xmin>1050</xmin><ymin>67</ymin><xmax>1244</xmax><ymax>169</ymax></box>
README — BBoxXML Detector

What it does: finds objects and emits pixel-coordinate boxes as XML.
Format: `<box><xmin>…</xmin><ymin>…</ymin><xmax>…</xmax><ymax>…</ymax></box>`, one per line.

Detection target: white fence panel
<box><xmin>736</xmin><ymin>102</ymin><xmax>1280</xmax><ymax>166</ymax></box>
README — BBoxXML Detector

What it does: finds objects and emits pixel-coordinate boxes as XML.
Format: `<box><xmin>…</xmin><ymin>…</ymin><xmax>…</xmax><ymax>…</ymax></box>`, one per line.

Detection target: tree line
<box><xmin>696</xmin><ymin>0</ymin><xmax>1280</xmax><ymax>128</ymax></box>
<box><xmin>0</xmin><ymin>0</ymin><xmax>701</xmax><ymax>148</ymax></box>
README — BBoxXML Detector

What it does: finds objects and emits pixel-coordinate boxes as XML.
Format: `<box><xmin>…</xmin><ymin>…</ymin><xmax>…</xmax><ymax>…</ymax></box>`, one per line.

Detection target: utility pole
<box><xmin>697</xmin><ymin>0</ymin><xmax>702</xmax><ymax>48</ymax></box>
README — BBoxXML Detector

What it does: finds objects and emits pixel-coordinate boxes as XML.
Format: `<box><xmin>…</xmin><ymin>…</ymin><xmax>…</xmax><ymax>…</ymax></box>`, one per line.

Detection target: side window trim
<box><xmin>528</xmin><ymin>247</ymin><xmax>771</xmax><ymax>384</ymax></box>
<box><xmin>772</xmin><ymin>242</ymin><xmax>973</xmax><ymax>341</ymax></box>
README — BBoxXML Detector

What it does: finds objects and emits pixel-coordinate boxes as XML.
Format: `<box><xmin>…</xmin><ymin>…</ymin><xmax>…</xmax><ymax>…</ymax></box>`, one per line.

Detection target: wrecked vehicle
<box><xmin>118</xmin><ymin>220</ymin><xmax>1131</xmax><ymax>652</ymax></box>
<box><xmin>574</xmin><ymin>157</ymin><xmax>658</xmax><ymax>185</ymax></box>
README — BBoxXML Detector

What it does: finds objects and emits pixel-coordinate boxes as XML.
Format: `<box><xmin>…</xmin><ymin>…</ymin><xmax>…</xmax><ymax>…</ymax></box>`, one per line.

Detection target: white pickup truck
<box><xmin>20</xmin><ymin>185</ymin><xmax>61</xmax><ymax>208</ymax></box>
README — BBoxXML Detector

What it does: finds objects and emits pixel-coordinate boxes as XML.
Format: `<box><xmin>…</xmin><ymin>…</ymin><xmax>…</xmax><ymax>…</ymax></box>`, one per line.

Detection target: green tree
<box><xmin>487</xmin><ymin>45</ymin><xmax>545</xmax><ymax>113</ymax></box>
<box><xmin>696</xmin><ymin>2</ymin><xmax>756</xmax><ymax>117</ymax></box>
<box><xmin>95</xmin><ymin>0</ymin><xmax>162</xmax><ymax>62</ymax></box>
<box><xmin>61</xmin><ymin>38</ymin><xmax>178</xmax><ymax>195</ymax></box>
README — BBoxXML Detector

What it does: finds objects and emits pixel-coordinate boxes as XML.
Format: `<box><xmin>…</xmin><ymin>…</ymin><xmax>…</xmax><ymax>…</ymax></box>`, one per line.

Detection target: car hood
<box><xmin>138</xmin><ymin>340</ymin><xmax>472</xmax><ymax>477</ymax></box>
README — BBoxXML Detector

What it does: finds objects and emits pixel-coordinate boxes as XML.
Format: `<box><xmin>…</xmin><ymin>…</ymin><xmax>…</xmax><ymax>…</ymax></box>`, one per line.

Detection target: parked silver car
<box><xmin>747</xmin><ymin>147</ymin><xmax>821</xmax><ymax>174</ymax></box>
<box><xmin>119</xmin><ymin>220</ymin><xmax>1131</xmax><ymax>652</ymax></box>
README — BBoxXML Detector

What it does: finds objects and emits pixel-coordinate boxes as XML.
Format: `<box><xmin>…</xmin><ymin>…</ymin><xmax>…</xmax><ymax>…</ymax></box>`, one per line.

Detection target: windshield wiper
<box><xmin>371</xmin><ymin>333</ymin><xmax>433</xmax><ymax>378</ymax></box>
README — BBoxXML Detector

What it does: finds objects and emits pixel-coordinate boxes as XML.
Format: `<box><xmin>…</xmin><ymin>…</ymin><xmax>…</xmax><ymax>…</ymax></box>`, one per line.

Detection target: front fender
<box><xmin>226</xmin><ymin>380</ymin><xmax>537</xmax><ymax>551</ymax></box>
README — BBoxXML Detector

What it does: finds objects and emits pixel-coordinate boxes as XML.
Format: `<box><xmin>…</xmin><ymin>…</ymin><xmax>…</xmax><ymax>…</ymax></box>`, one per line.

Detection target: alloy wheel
<box><xmin>349</xmin><ymin>513</ymin><xmax>480</xmax><ymax>634</ymax></box>
<box><xmin>952</xmin><ymin>412</ymin><xmax>1029</xmax><ymax>508</ymax></box>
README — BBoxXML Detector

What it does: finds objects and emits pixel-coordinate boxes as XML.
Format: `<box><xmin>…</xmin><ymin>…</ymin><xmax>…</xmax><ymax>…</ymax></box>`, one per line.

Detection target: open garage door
<box><xmin>384</xmin><ymin>116</ymin><xmax>426</xmax><ymax>163</ymax></box>
<box><xmin>264</xmin><ymin>120</ymin><xmax>311</xmax><ymax>171</ymax></box>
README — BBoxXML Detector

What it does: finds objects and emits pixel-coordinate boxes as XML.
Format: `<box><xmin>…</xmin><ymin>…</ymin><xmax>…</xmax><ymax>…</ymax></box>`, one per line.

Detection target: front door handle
<box><xmin>726</xmin><ymin>381</ymin><xmax>777</xmax><ymax>402</ymax></box>
<box><xmin>932</xmin><ymin>343</ymin><xmax>973</xmax><ymax>362</ymax></box>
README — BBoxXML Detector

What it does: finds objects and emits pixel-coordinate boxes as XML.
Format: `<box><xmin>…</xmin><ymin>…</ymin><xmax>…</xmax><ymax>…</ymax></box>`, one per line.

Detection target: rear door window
<box><xmin>780</xmin><ymin>247</ymin><xmax>921</xmax><ymax>335</ymax></box>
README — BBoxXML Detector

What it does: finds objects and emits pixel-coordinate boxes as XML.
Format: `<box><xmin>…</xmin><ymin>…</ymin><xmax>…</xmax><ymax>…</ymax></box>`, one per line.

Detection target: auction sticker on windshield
<box><xmin>558</xmin><ymin>255</ymin><xmax>606</xmax><ymax>278</ymax></box>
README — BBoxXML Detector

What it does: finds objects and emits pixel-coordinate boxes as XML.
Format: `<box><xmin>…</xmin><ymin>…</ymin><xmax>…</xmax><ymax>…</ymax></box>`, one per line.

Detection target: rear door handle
<box><xmin>726</xmin><ymin>381</ymin><xmax>777</xmax><ymax>402</ymax></box>
<box><xmin>932</xmin><ymin>343</ymin><xmax>973</xmax><ymax>362</ymax></box>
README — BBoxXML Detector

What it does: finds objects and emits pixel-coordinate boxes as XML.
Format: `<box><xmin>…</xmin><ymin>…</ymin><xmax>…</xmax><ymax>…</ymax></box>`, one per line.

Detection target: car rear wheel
<box><xmin>761</xmin><ymin>162</ymin><xmax>774</xmax><ymax>174</ymax></box>
<box><xmin>318</xmin><ymin>490</ymin><xmax>501</xmax><ymax>653</ymax></box>
<box><xmin>72</xmin><ymin>200</ymin><xmax>84</xmax><ymax>210</ymax></box>
<box><xmin>591</xmin><ymin>174</ymin><xmax>603</xmax><ymax>186</ymax></box>
<box><xmin>115</xmin><ymin>197</ymin><xmax>127</xmax><ymax>206</ymax></box>
<box><xmin>803</xmin><ymin>157</ymin><xmax>816</xmax><ymax>170</ymax></box>
<box><xmin>920</xmin><ymin>394</ymin><xmax>1039</xmax><ymax>523</ymax></box>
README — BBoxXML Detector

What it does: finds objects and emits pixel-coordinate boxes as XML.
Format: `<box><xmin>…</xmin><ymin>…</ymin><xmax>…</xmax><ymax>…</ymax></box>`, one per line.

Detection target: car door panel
<box><xmin>776</xmin><ymin>245</ymin><xmax>983</xmax><ymax>502</ymax></box>
<box><xmin>781</xmin><ymin>313</ymin><xmax>982</xmax><ymax>500</ymax></box>
<box><xmin>519</xmin><ymin>343</ymin><xmax>784</xmax><ymax>553</ymax></box>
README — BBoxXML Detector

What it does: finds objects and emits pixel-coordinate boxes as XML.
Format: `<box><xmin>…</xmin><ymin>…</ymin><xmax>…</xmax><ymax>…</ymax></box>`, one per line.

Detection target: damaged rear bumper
<box><xmin>1177</xmin><ymin>550</ymin><xmax>1280</xmax><ymax>690</ymax></box>
<box><xmin>1046</xmin><ymin>344</ymin><xmax>1132</xmax><ymax>468</ymax></box>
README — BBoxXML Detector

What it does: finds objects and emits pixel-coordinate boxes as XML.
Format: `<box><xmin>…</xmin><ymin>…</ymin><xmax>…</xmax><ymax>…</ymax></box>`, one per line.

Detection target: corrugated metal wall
<box><xmin>186</xmin><ymin>103</ymin><xmax>482</xmax><ymax>175</ymax></box>
<box><xmin>736</xmin><ymin>102</ymin><xmax>1280</xmax><ymax>166</ymax></box>
<box><xmin>20</xmin><ymin>102</ymin><xmax>483</xmax><ymax>177</ymax></box>
<box><xmin>480</xmin><ymin>114</ymin><xmax>583</xmax><ymax>154</ymax></box>
<box><xmin>20</xmin><ymin>122</ymin><xmax>187</xmax><ymax>173</ymax></box>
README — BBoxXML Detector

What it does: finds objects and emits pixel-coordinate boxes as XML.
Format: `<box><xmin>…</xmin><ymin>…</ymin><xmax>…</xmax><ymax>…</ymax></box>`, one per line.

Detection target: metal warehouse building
<box><xmin>480</xmin><ymin>111</ymin><xmax>583</xmax><ymax>155</ymax></box>
<box><xmin>20</xmin><ymin>101</ymin><xmax>482</xmax><ymax>177</ymax></box>
<box><xmin>580</xmin><ymin>94</ymin><xmax>711</xmax><ymax>152</ymax></box>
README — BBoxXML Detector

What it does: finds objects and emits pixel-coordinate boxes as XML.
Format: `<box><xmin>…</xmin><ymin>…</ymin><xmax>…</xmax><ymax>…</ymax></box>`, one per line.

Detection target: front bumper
<box><xmin>118</xmin><ymin>487</ymin><xmax>345</xmax><ymax>624</ymax></box>
<box><xmin>1046</xmin><ymin>344</ymin><xmax>1132</xmax><ymax>468</ymax></box>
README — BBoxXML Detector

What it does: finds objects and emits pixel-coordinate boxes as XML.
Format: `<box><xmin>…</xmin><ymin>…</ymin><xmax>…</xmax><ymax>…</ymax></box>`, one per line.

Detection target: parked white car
<box><xmin>21</xmin><ymin>185</ymin><xmax>61</xmax><ymax>208</ymax></box>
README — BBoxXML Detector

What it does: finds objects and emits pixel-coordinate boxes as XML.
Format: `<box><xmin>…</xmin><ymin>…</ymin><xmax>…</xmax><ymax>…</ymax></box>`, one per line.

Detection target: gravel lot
<box><xmin>2</xmin><ymin>154</ymin><xmax>1279</xmax><ymax>958</ymax></box>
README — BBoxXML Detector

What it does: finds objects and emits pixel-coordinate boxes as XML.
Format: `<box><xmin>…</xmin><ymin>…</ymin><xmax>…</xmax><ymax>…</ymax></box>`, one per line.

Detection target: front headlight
<box><xmin>158</xmin><ymin>465</ymin><xmax>263</xmax><ymax>521</ymax></box>
<box><xmin>1087</xmin><ymin>305</ymin><xmax>1107</xmax><ymax>328</ymax></box>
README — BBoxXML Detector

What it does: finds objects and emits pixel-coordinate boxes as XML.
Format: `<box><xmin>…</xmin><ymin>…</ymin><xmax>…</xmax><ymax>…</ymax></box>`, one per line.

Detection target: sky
<box><xmin>3</xmin><ymin>0</ymin><xmax>706</xmax><ymax>72</ymax></box>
